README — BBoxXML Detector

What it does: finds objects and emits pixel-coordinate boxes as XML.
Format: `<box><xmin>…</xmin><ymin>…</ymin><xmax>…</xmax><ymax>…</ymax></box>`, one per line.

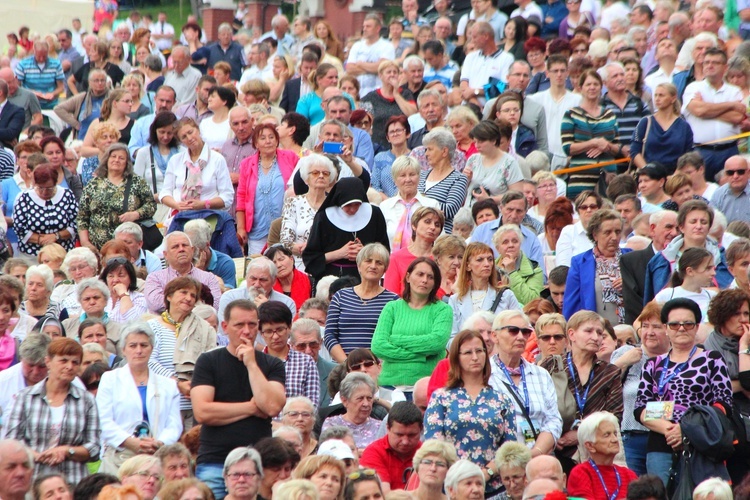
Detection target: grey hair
<box><xmin>283</xmin><ymin>396</ymin><xmax>315</xmax><ymax>414</ymax></box>
<box><xmin>271</xmin><ymin>14</ymin><xmax>288</xmax><ymax>28</ymax></box>
<box><xmin>693</xmin><ymin>478</ymin><xmax>733</xmax><ymax>500</ymax></box>
<box><xmin>525</xmin><ymin>150</ymin><xmax>551</xmax><ymax>175</ymax></box>
<box><xmin>171</xmin><ymin>45</ymin><xmax>190</xmax><ymax>58</ymax></box>
<box><xmin>19</xmin><ymin>333</ymin><xmax>51</xmax><ymax>364</ymax></box>
<box><xmin>61</xmin><ymin>247</ymin><xmax>98</xmax><ymax>276</ymax></box>
<box><xmin>493</xmin><ymin>310</ymin><xmax>532</xmax><ymax>330</ymax></box>
<box><xmin>26</xmin><ymin>264</ymin><xmax>54</xmax><ymax>292</ymax></box>
<box><xmin>0</xmin><ymin>439</ymin><xmax>34</xmax><ymax>469</ymax></box>
<box><xmin>119</xmin><ymin>322</ymin><xmax>156</xmax><ymax>350</ymax></box>
<box><xmin>627</xmin><ymin>26</ymin><xmax>647</xmax><ymax>38</ymax></box>
<box><xmin>495</xmin><ymin>441</ymin><xmax>532</xmax><ymax>472</ymax></box>
<box><xmin>246</xmin><ymin>257</ymin><xmax>278</xmax><ymax>281</ymax></box>
<box><xmin>184</xmin><ymin>219</ymin><xmax>212</xmax><ymax>250</ymax></box>
<box><xmin>88</xmin><ymin>68</ymin><xmax>107</xmax><ymax>82</ymax></box>
<box><xmin>339</xmin><ymin>372</ymin><xmax>377</xmax><ymax>400</ymax></box>
<box><xmin>403</xmin><ymin>55</ymin><xmax>425</xmax><ymax>69</ymax></box>
<box><xmin>291</xmin><ymin>318</ymin><xmax>322</xmax><ymax>340</ymax></box>
<box><xmin>273</xmin><ymin>425</ymin><xmax>303</xmax><ymax>441</ymax></box>
<box><xmin>422</xmin><ymin>127</ymin><xmax>456</xmax><ymax>159</ymax></box>
<box><xmin>193</xmin><ymin>303</ymin><xmax>218</xmax><ymax>322</ymax></box>
<box><xmin>298</xmin><ymin>153</ymin><xmax>338</xmax><ymax>184</ymax></box>
<box><xmin>218</xmin><ymin>22</ymin><xmax>233</xmax><ymax>34</ymax></box>
<box><xmin>164</xmin><ymin>231</ymin><xmax>194</xmax><ymax>248</ymax></box>
<box><xmin>694</xmin><ymin>31</ymin><xmax>719</xmax><ymax>47</ymax></box>
<box><xmin>444</xmin><ymin>460</ymin><xmax>485</xmax><ymax>491</ymax></box>
<box><xmin>453</xmin><ymin>206</ymin><xmax>475</xmax><ymax>231</ymax></box>
<box><xmin>461</xmin><ymin>311</ymin><xmax>496</xmax><ymax>331</ymax></box>
<box><xmin>115</xmin><ymin>222</ymin><xmax>144</xmax><ymax>243</ymax></box>
<box><xmin>577</xmin><ymin>411</ymin><xmax>620</xmax><ymax>461</ymax></box>
<box><xmin>598</xmin><ymin>61</ymin><xmax>626</xmax><ymax>82</ymax></box>
<box><xmin>320</xmin><ymin>118</ymin><xmax>348</xmax><ymax>138</ymax></box>
<box><xmin>492</xmin><ymin>223</ymin><xmax>524</xmax><ymax>249</ymax></box>
<box><xmin>417</xmin><ymin>88</ymin><xmax>444</xmax><ymax>108</ymax></box>
<box><xmin>223</xmin><ymin>447</ymin><xmax>264</xmax><ymax>478</ymax></box>
<box><xmin>413</xmin><ymin>439</ymin><xmax>459</xmax><ymax>470</ymax></box>
<box><xmin>390</xmin><ymin>156</ymin><xmax>421</xmax><ymax>179</ymax></box>
<box><xmin>649</xmin><ymin>210</ymin><xmax>675</xmax><ymax>226</ymax></box>
<box><xmin>319</xmin><ymin>425</ymin><xmax>354</xmax><ymax>442</ymax></box>
<box><xmin>355</xmin><ymin>242</ymin><xmax>390</xmax><ymax>269</ymax></box>
<box><xmin>509</xmin><ymin>59</ymin><xmax>532</xmax><ymax>75</ymax></box>
<box><xmin>82</xmin><ymin>342</ymin><xmax>108</xmax><ymax>360</ymax></box>
<box><xmin>144</xmin><ymin>54</ymin><xmax>163</xmax><ymax>72</ymax></box>
<box><xmin>76</xmin><ymin>277</ymin><xmax>111</xmax><ymax>302</ymax></box>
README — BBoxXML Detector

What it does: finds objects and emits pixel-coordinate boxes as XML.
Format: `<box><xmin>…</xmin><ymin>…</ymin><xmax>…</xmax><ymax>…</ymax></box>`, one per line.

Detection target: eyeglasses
<box><xmin>106</xmin><ymin>256</ymin><xmax>129</xmax><ymax>265</ymax></box>
<box><xmin>226</xmin><ymin>472</ymin><xmax>259</xmax><ymax>481</ymax></box>
<box><xmin>459</xmin><ymin>347</ymin><xmax>486</xmax><ymax>356</ymax></box>
<box><xmin>638</xmin><ymin>322</ymin><xmax>664</xmax><ymax>331</ymax></box>
<box><xmin>293</xmin><ymin>341</ymin><xmax>321</xmax><ymax>350</ymax></box>
<box><xmin>36</xmin><ymin>186</ymin><xmax>56</xmax><ymax>194</ymax></box>
<box><xmin>388</xmin><ymin>128</ymin><xmax>407</xmax><ymax>135</ymax></box>
<box><xmin>499</xmin><ymin>325</ymin><xmax>534</xmax><ymax>337</ymax></box>
<box><xmin>261</xmin><ymin>327</ymin><xmax>288</xmax><ymax>337</ymax></box>
<box><xmin>726</xmin><ymin>169</ymin><xmax>747</xmax><ymax>177</ymax></box>
<box><xmin>665</xmin><ymin>321</ymin><xmax>697</xmax><ymax>331</ymax></box>
<box><xmin>538</xmin><ymin>183</ymin><xmax>557</xmax><ymax>190</ymax></box>
<box><xmin>284</xmin><ymin>410</ymin><xmax>313</xmax><ymax>418</ymax></box>
<box><xmin>420</xmin><ymin>459</ymin><xmax>448</xmax><ymax>468</ymax></box>
<box><xmin>538</xmin><ymin>334</ymin><xmax>566</xmax><ymax>342</ymax></box>
<box><xmin>133</xmin><ymin>471</ymin><xmax>163</xmax><ymax>482</ymax></box>
<box><xmin>309</xmin><ymin>170</ymin><xmax>331</xmax><ymax>178</ymax></box>
<box><xmin>578</xmin><ymin>203</ymin><xmax>600</xmax><ymax>211</ymax></box>
<box><xmin>349</xmin><ymin>360</ymin><xmax>377</xmax><ymax>371</ymax></box>
<box><xmin>349</xmin><ymin>469</ymin><xmax>378</xmax><ymax>481</ymax></box>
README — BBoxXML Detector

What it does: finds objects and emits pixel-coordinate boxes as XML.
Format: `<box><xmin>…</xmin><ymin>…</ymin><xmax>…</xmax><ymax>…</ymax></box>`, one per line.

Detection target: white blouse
<box><xmin>159</xmin><ymin>144</ymin><xmax>235</xmax><ymax>209</ymax></box>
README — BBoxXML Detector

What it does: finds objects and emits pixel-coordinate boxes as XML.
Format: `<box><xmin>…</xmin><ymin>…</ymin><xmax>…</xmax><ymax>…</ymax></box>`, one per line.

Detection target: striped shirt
<box><xmin>147</xmin><ymin>319</ymin><xmax>191</xmax><ymax>410</ymax></box>
<box><xmin>418</xmin><ymin>169</ymin><xmax>469</xmax><ymax>233</ymax></box>
<box><xmin>600</xmin><ymin>92</ymin><xmax>648</xmax><ymax>148</ymax></box>
<box><xmin>561</xmin><ymin>107</ymin><xmax>618</xmax><ymax>198</ymax></box>
<box><xmin>0</xmin><ymin>148</ymin><xmax>14</xmax><ymax>182</ymax></box>
<box><xmin>4</xmin><ymin>378</ymin><xmax>100</xmax><ymax>485</ymax></box>
<box><xmin>264</xmin><ymin>348</ymin><xmax>320</xmax><ymax>407</ymax></box>
<box><xmin>324</xmin><ymin>287</ymin><xmax>399</xmax><ymax>355</ymax></box>
<box><xmin>14</xmin><ymin>56</ymin><xmax>65</xmax><ymax>109</ymax></box>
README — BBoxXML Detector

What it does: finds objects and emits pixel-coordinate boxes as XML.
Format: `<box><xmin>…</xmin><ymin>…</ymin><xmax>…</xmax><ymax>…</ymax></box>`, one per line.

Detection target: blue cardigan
<box><xmin>563</xmin><ymin>248</ymin><xmax>632</xmax><ymax>320</ymax></box>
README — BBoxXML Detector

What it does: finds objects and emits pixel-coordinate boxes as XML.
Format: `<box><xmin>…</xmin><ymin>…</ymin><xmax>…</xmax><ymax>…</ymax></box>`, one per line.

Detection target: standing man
<box><xmin>222</xmin><ymin>106</ymin><xmax>256</xmax><ymax>216</ymax></box>
<box><xmin>0</xmin><ymin>68</ymin><xmax>42</xmax><ymax>134</ymax></box>
<box><xmin>280</xmin><ymin>51</ymin><xmax>319</xmax><ymax>113</ymax></box>
<box><xmin>460</xmin><ymin>22</ymin><xmax>514</xmax><ymax>107</ymax></box>
<box><xmin>56</xmin><ymin>29</ymin><xmax>82</xmax><ymax>85</ymax></box>
<box><xmin>151</xmin><ymin>12</ymin><xmax>175</xmax><ymax>54</ymax></box>
<box><xmin>600</xmin><ymin>62</ymin><xmax>648</xmax><ymax>160</ymax></box>
<box><xmin>239</xmin><ymin>43</ymin><xmax>274</xmax><ymax>85</ymax></box>
<box><xmin>528</xmin><ymin>55</ymin><xmax>581</xmax><ymax>170</ymax></box>
<box><xmin>290</xmin><ymin>318</ymin><xmax>336</xmax><ymax>407</ymax></box>
<box><xmin>191</xmin><ymin>299</ymin><xmax>286</xmax><ymax>499</ymax></box>
<box><xmin>0</xmin><ymin>80</ymin><xmax>24</xmax><ymax>149</ymax></box>
<box><xmin>207</xmin><ymin>24</ymin><xmax>246</xmax><ymax>82</ymax></box>
<box><xmin>165</xmin><ymin>46</ymin><xmax>202</xmax><ymax>106</ymax></box>
<box><xmin>620</xmin><ymin>210</ymin><xmax>678</xmax><ymax>323</ymax></box>
<box><xmin>258</xmin><ymin>302</ymin><xmax>319</xmax><ymax>406</ymax></box>
<box><xmin>128</xmin><ymin>85</ymin><xmax>178</xmax><ymax>157</ymax></box>
<box><xmin>346</xmin><ymin>14</ymin><xmax>396</xmax><ymax>96</ymax></box>
<box><xmin>289</xmin><ymin>17</ymin><xmax>316</xmax><ymax>61</ymax></box>
<box><xmin>711</xmin><ymin>156</ymin><xmax>750</xmax><ymax>223</ymax></box>
<box><xmin>644</xmin><ymin>38</ymin><xmax>677</xmax><ymax>96</ymax></box>
<box><xmin>683</xmin><ymin>48</ymin><xmax>746</xmax><ymax>182</ymax></box>
<box><xmin>262</xmin><ymin>14</ymin><xmax>294</xmax><ymax>57</ymax></box>
<box><xmin>614</xmin><ymin>194</ymin><xmax>642</xmax><ymax>243</ymax></box>
<box><xmin>422</xmin><ymin>40</ymin><xmax>459</xmax><ymax>89</ymax></box>
<box><xmin>14</xmin><ymin>41</ymin><xmax>65</xmax><ymax>110</ymax></box>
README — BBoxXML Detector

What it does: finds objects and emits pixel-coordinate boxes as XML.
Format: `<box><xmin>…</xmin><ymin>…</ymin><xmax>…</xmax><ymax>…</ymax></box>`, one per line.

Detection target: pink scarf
<box><xmin>0</xmin><ymin>333</ymin><xmax>16</xmax><ymax>371</ymax></box>
<box><xmin>181</xmin><ymin>155</ymin><xmax>208</xmax><ymax>202</ymax></box>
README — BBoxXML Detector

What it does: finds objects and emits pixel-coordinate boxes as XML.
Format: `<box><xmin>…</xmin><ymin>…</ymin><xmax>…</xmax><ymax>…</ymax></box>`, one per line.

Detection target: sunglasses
<box><xmin>578</xmin><ymin>203</ymin><xmax>600</xmax><ymax>211</ymax></box>
<box><xmin>349</xmin><ymin>360</ymin><xmax>377</xmax><ymax>371</ymax></box>
<box><xmin>538</xmin><ymin>334</ymin><xmax>566</xmax><ymax>342</ymax></box>
<box><xmin>665</xmin><ymin>321</ymin><xmax>697</xmax><ymax>331</ymax></box>
<box><xmin>726</xmin><ymin>169</ymin><xmax>747</xmax><ymax>177</ymax></box>
<box><xmin>349</xmin><ymin>469</ymin><xmax>378</xmax><ymax>481</ymax></box>
<box><xmin>499</xmin><ymin>325</ymin><xmax>534</xmax><ymax>337</ymax></box>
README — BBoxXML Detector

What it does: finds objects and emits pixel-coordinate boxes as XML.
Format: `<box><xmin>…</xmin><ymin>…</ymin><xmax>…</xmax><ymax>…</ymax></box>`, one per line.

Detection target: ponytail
<box><xmin>671</xmin><ymin>247</ymin><xmax>714</xmax><ymax>288</ymax></box>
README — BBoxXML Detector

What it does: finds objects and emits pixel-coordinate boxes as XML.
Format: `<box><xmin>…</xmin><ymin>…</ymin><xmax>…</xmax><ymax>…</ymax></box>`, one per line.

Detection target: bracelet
<box><xmin>533</xmin><ymin>446</ymin><xmax>544</xmax><ymax>454</ymax></box>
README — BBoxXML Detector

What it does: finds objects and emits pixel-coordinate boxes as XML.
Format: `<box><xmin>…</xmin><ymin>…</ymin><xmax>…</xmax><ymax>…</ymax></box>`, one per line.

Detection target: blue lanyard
<box><xmin>566</xmin><ymin>353</ymin><xmax>594</xmax><ymax>417</ymax></box>
<box><xmin>657</xmin><ymin>346</ymin><xmax>698</xmax><ymax>397</ymax></box>
<box><xmin>589</xmin><ymin>460</ymin><xmax>621</xmax><ymax>500</ymax></box>
<box><xmin>498</xmin><ymin>358</ymin><xmax>530</xmax><ymax>415</ymax></box>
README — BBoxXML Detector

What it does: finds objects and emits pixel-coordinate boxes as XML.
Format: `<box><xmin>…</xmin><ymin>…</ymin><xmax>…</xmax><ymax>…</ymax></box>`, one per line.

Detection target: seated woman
<box><xmin>199</xmin><ymin>86</ymin><xmax>235</xmax><ymax>149</ymax></box>
<box><xmin>320</xmin><ymin>372</ymin><xmax>382</xmax><ymax>451</ymax></box>
<box><xmin>21</xmin><ymin>265</ymin><xmax>59</xmax><ymax>320</ymax></box>
<box><xmin>494</xmin><ymin>442</ymin><xmax>533</xmax><ymax>500</ymax></box>
<box><xmin>433</xmin><ymin>235</ymin><xmax>467</xmax><ymax>299</ymax></box>
<box><xmin>372</xmin><ymin>116</ymin><xmax>412</xmax><ymax>201</ymax></box>
<box><xmin>52</xmin><ymin>247</ymin><xmax>99</xmax><ymax>318</ymax></box>
<box><xmin>78</xmin><ymin>143</ymin><xmax>156</xmax><ymax>252</ymax></box>
<box><xmin>408</xmin><ymin>440</ymin><xmax>459</xmax><ymax>498</ymax></box>
<box><xmin>330</xmin><ymin>348</ymin><xmax>407</xmax><ymax>407</ymax></box>
<box><xmin>78</xmin><ymin>317</ymin><xmax>122</xmax><ymax>367</ymax></box>
<box><xmin>0</xmin><ymin>275</ymin><xmax>36</xmax><ymax>342</ymax></box>
<box><xmin>383</xmin><ymin>207</ymin><xmax>444</xmax><ymax>296</ymax></box>
<box><xmin>302</xmin><ymin>177</ymin><xmax>390</xmax><ymax>283</ymax></box>
<box><xmin>447</xmin><ymin>106</ymin><xmax>480</xmax><ymax>160</ymax></box>
<box><xmin>563</xmin><ymin>209</ymin><xmax>630</xmax><ymax>323</ymax></box>
<box><xmin>133</xmin><ymin>111</ymin><xmax>180</xmax><ymax>209</ymax></box>
<box><xmin>80</xmin><ymin>89</ymin><xmax>134</xmax><ymax>161</ymax></box>
<box><xmin>99</xmin><ymin>258</ymin><xmax>148</xmax><ymax>323</ymax></box>
<box><xmin>117</xmin><ymin>454</ymin><xmax>164</xmax><ymax>500</ymax></box>
<box><xmin>37</xmin><ymin>243</ymin><xmax>66</xmax><ymax>271</ymax></box>
<box><xmin>425</xmin><ymin>329</ymin><xmax>517</xmax><ymax>497</ymax></box>
<box><xmin>567</xmin><ymin>412</ymin><xmax>638</xmax><ymax>499</ymax></box>
<box><xmin>265</xmin><ymin>246</ymin><xmax>312</xmax><ymax>310</ymax></box>
<box><xmin>662</xmin><ymin>172</ymin><xmax>706</xmax><ymax>212</ymax></box>
<box><xmin>62</xmin><ymin>278</ymin><xmax>123</xmax><ymax>354</ymax></box>
<box><xmin>291</xmin><ymin>455</ymin><xmax>346</xmax><ymax>500</ymax></box>
<box><xmin>0</xmin><ymin>289</ymin><xmax>20</xmax><ymax>370</ymax></box>
<box><xmin>282</xmin><ymin>396</ymin><xmax>319</xmax><ymax>458</ymax></box>
<box><xmin>493</xmin><ymin>224</ymin><xmax>544</xmax><ymax>306</ymax></box>
<box><xmin>97</xmin><ymin>323</ymin><xmax>183</xmax><ymax>474</ymax></box>
<box><xmin>653</xmin><ymin>247</ymin><xmax>717</xmax><ymax>322</ymax></box>
<box><xmin>372</xmin><ymin>258</ymin><xmax>453</xmax><ymax>394</ymax></box>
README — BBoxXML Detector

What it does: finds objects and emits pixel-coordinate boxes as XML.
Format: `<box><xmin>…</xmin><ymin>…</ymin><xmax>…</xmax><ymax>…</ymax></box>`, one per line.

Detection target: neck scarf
<box><xmin>705</xmin><ymin>330</ymin><xmax>739</xmax><ymax>379</ymax></box>
<box><xmin>392</xmin><ymin>199</ymin><xmax>416</xmax><ymax>251</ymax></box>
<box><xmin>593</xmin><ymin>246</ymin><xmax>624</xmax><ymax>323</ymax></box>
<box><xmin>181</xmin><ymin>150</ymin><xmax>208</xmax><ymax>201</ymax></box>
<box><xmin>0</xmin><ymin>334</ymin><xmax>16</xmax><ymax>370</ymax></box>
<box><xmin>162</xmin><ymin>311</ymin><xmax>182</xmax><ymax>337</ymax></box>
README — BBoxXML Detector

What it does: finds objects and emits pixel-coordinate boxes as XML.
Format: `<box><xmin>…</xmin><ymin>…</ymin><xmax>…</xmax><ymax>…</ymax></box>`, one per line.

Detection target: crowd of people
<box><xmin>6</xmin><ymin>0</ymin><xmax>750</xmax><ymax>498</ymax></box>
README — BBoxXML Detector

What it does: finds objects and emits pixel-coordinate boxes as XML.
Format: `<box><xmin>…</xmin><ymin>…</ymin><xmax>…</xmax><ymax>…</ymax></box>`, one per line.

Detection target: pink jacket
<box><xmin>237</xmin><ymin>149</ymin><xmax>298</xmax><ymax>232</ymax></box>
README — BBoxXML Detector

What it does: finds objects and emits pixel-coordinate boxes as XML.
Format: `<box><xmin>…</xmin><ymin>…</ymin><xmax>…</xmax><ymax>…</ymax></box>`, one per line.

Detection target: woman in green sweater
<box><xmin>371</xmin><ymin>257</ymin><xmax>453</xmax><ymax>397</ymax></box>
<box><xmin>492</xmin><ymin>224</ymin><xmax>544</xmax><ymax>306</ymax></box>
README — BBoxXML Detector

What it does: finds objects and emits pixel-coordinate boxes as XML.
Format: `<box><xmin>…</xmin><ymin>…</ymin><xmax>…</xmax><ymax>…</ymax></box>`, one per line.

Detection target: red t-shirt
<box><xmin>359</xmin><ymin>434</ymin><xmax>421</xmax><ymax>490</ymax></box>
<box><xmin>567</xmin><ymin>461</ymin><xmax>637</xmax><ymax>500</ymax></box>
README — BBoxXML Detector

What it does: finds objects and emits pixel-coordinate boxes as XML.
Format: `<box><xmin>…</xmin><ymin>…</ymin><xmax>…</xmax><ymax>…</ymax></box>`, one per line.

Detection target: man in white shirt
<box><xmin>164</xmin><ymin>46</ymin><xmax>202</xmax><ymax>105</ymax></box>
<box><xmin>289</xmin><ymin>16</ymin><xmax>317</xmax><ymax>62</ymax></box>
<box><xmin>676</xmin><ymin>152</ymin><xmax>719</xmax><ymax>201</ymax></box>
<box><xmin>460</xmin><ymin>22</ymin><xmax>514</xmax><ymax>106</ymax></box>
<box><xmin>240</xmin><ymin>42</ymin><xmax>274</xmax><ymax>86</ymax></box>
<box><xmin>644</xmin><ymin>38</ymin><xmax>677</xmax><ymax>96</ymax></box>
<box><xmin>345</xmin><ymin>14</ymin><xmax>396</xmax><ymax>96</ymax></box>
<box><xmin>528</xmin><ymin>55</ymin><xmax>581</xmax><ymax>169</ymax></box>
<box><xmin>511</xmin><ymin>0</ymin><xmax>544</xmax><ymax>24</ymax></box>
<box><xmin>151</xmin><ymin>12</ymin><xmax>175</xmax><ymax>53</ymax></box>
<box><xmin>683</xmin><ymin>47</ymin><xmax>745</xmax><ymax>182</ymax></box>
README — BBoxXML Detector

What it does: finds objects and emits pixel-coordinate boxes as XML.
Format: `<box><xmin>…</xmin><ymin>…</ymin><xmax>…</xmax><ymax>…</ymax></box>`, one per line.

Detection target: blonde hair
<box><xmin>118</xmin><ymin>454</ymin><xmax>161</xmax><ymax>481</ymax></box>
<box><xmin>535</xmin><ymin>313</ymin><xmax>566</xmax><ymax>336</ymax></box>
<box><xmin>121</xmin><ymin>73</ymin><xmax>144</xmax><ymax>99</ymax></box>
<box><xmin>532</xmin><ymin>170</ymin><xmax>557</xmax><ymax>185</ymax></box>
<box><xmin>446</xmin><ymin>105</ymin><xmax>480</xmax><ymax>127</ymax></box>
<box><xmin>38</xmin><ymin>243</ymin><xmax>67</xmax><ymax>267</ymax></box>
<box><xmin>91</xmin><ymin>121</ymin><xmax>122</xmax><ymax>143</ymax></box>
<box><xmin>654</xmin><ymin>82</ymin><xmax>680</xmax><ymax>114</ymax></box>
<box><xmin>292</xmin><ymin>455</ymin><xmax>345</xmax><ymax>500</ymax></box>
<box><xmin>412</xmin><ymin>439</ymin><xmax>459</xmax><ymax>470</ymax></box>
<box><xmin>494</xmin><ymin>441</ymin><xmax>532</xmax><ymax>472</ymax></box>
<box><xmin>97</xmin><ymin>484</ymin><xmax>143</xmax><ymax>500</ymax></box>
<box><xmin>274</xmin><ymin>479</ymin><xmax>321</xmax><ymax>500</ymax></box>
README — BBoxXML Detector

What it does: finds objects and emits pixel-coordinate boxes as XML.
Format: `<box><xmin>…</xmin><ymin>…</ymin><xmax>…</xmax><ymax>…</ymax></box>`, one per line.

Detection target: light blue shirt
<box><xmin>128</xmin><ymin>113</ymin><xmax>156</xmax><ymax>158</ymax></box>
<box><xmin>710</xmin><ymin>181</ymin><xmax>750</xmax><ymax>224</ymax></box>
<box><xmin>248</xmin><ymin>163</ymin><xmax>285</xmax><ymax>240</ymax></box>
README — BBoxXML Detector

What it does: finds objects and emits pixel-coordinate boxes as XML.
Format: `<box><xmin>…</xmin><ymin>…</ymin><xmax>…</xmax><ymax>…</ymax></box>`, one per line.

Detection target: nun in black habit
<box><xmin>302</xmin><ymin>177</ymin><xmax>390</xmax><ymax>282</ymax></box>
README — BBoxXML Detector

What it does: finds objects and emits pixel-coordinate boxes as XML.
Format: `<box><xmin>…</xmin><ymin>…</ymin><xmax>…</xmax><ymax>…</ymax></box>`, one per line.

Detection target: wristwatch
<box><xmin>473</xmin><ymin>89</ymin><xmax>480</xmax><ymax>97</ymax></box>
<box><xmin>68</xmin><ymin>448</ymin><xmax>75</xmax><ymax>458</ymax></box>
<box><xmin>486</xmin><ymin>467</ymin><xmax>495</xmax><ymax>478</ymax></box>
<box><xmin>741</xmin><ymin>347</ymin><xmax>750</xmax><ymax>355</ymax></box>
<box><xmin>204</xmin><ymin>200</ymin><xmax>211</xmax><ymax>209</ymax></box>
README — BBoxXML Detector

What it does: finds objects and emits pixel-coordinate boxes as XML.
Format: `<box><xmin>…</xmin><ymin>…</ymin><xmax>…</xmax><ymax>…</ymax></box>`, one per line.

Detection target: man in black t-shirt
<box><xmin>191</xmin><ymin>299</ymin><xmax>286</xmax><ymax>500</ymax></box>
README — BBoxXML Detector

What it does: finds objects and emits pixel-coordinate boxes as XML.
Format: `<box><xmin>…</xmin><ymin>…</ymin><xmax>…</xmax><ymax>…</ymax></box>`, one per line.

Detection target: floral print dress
<box><xmin>424</xmin><ymin>385</ymin><xmax>517</xmax><ymax>494</ymax></box>
<box><xmin>77</xmin><ymin>174</ymin><xmax>156</xmax><ymax>249</ymax></box>
<box><xmin>280</xmin><ymin>195</ymin><xmax>317</xmax><ymax>271</ymax></box>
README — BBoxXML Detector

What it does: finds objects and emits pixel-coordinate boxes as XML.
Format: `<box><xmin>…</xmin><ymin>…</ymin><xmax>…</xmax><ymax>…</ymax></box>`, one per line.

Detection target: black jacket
<box><xmin>620</xmin><ymin>245</ymin><xmax>655</xmax><ymax>324</ymax></box>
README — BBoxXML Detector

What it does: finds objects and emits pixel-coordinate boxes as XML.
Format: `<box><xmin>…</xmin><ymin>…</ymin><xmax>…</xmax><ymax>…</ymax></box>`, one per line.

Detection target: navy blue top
<box><xmin>629</xmin><ymin>115</ymin><xmax>694</xmax><ymax>174</ymax></box>
<box><xmin>137</xmin><ymin>386</ymin><xmax>149</xmax><ymax>423</ymax></box>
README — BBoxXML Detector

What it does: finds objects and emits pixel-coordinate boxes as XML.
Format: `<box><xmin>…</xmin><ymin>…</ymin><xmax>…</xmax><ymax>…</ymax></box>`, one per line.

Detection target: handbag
<box><xmin>627</xmin><ymin>115</ymin><xmax>653</xmax><ymax>175</ymax></box>
<box><xmin>548</xmin><ymin>355</ymin><xmax>578</xmax><ymax>433</ymax></box>
<box><xmin>123</xmin><ymin>176</ymin><xmax>163</xmax><ymax>252</ymax></box>
<box><xmin>670</xmin><ymin>449</ymin><xmax>692</xmax><ymax>500</ymax></box>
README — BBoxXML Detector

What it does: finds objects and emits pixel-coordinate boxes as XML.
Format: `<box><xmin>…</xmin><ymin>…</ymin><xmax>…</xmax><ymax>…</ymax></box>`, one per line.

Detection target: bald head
<box><xmin>523</xmin><ymin>478</ymin><xmax>562</xmax><ymax>499</ymax></box>
<box><xmin>526</xmin><ymin>455</ymin><xmax>566</xmax><ymax>490</ymax></box>
<box><xmin>413</xmin><ymin>377</ymin><xmax>430</xmax><ymax>414</ymax></box>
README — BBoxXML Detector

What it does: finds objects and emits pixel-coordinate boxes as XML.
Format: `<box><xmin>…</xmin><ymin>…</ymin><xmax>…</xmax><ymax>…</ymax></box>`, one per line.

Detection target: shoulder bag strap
<box><xmin>642</xmin><ymin>116</ymin><xmax>653</xmax><ymax>155</ymax></box>
<box><xmin>489</xmin><ymin>287</ymin><xmax>506</xmax><ymax>312</ymax></box>
<box><xmin>122</xmin><ymin>176</ymin><xmax>133</xmax><ymax>214</ymax></box>
<box><xmin>502</xmin><ymin>381</ymin><xmax>539</xmax><ymax>438</ymax></box>
<box><xmin>149</xmin><ymin>147</ymin><xmax>157</xmax><ymax>194</ymax></box>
